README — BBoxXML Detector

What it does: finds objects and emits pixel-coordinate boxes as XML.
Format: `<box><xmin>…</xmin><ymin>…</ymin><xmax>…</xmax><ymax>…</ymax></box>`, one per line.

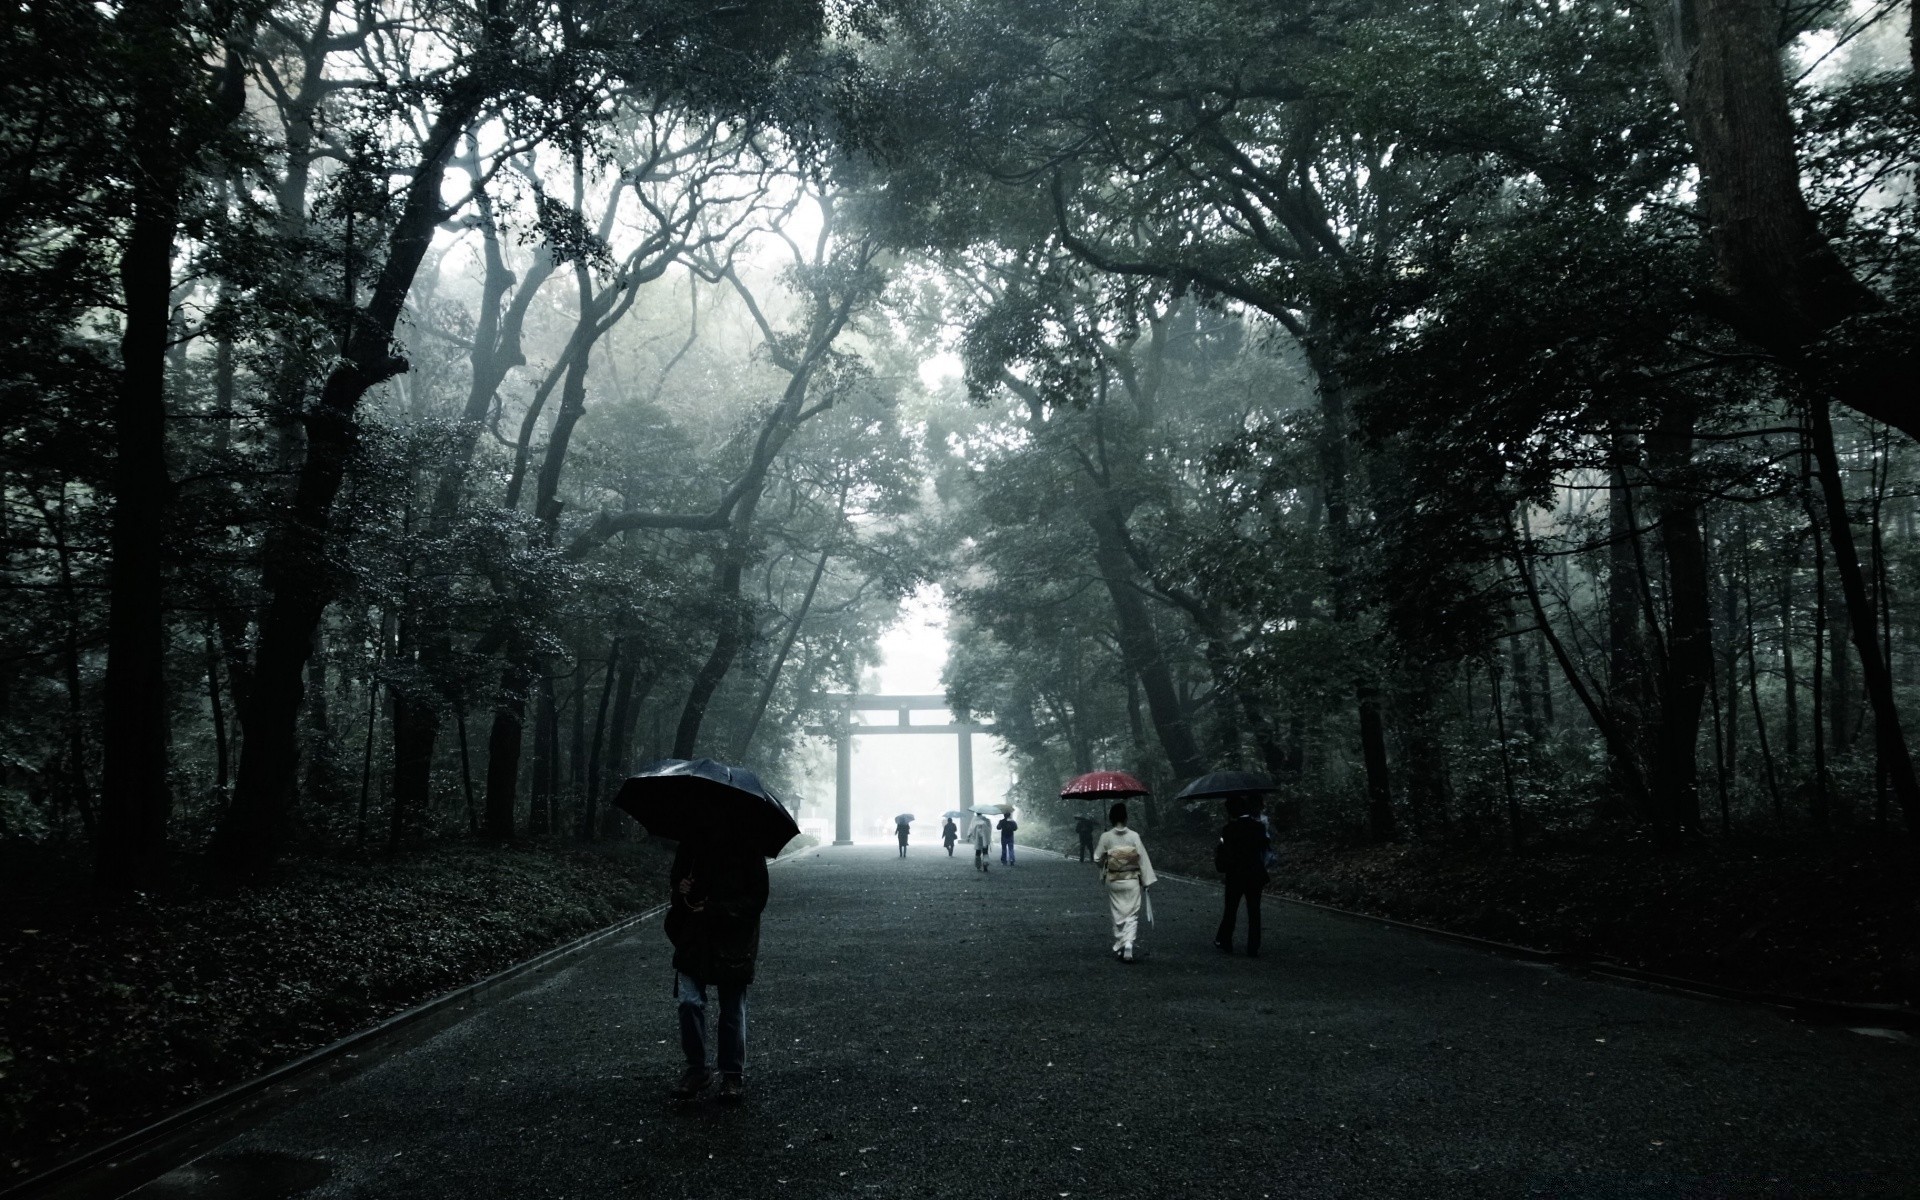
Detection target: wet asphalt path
<box><xmin>127</xmin><ymin>845</ymin><xmax>1918</xmax><ymax>1199</ymax></box>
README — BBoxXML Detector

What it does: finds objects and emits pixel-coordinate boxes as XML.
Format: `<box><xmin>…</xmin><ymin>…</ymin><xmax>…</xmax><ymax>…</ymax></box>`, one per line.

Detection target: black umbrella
<box><xmin>611</xmin><ymin>758</ymin><xmax>800</xmax><ymax>858</ymax></box>
<box><xmin>1174</xmin><ymin>770</ymin><xmax>1281</xmax><ymax>800</ymax></box>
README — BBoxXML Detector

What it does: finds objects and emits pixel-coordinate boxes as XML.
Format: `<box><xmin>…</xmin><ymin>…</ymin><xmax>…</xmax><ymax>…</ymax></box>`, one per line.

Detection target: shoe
<box><xmin>1122</xmin><ymin>945</ymin><xmax>1135</xmax><ymax>964</ymax></box>
<box><xmin>717</xmin><ymin>1074</ymin><xmax>746</xmax><ymax>1104</ymax></box>
<box><xmin>671</xmin><ymin>1066</ymin><xmax>710</xmax><ymax>1100</ymax></box>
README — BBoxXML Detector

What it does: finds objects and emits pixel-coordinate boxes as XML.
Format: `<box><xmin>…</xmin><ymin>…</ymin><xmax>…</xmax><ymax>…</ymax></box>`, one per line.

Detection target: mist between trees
<box><xmin>1</xmin><ymin>0</ymin><xmax>1916</xmax><ymax>889</ymax></box>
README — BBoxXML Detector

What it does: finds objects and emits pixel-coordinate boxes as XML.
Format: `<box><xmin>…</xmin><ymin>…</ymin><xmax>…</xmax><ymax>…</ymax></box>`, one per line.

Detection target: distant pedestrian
<box><xmin>896</xmin><ymin>818</ymin><xmax>911</xmax><ymax>858</ymax></box>
<box><xmin>969</xmin><ymin>812</ymin><xmax>993</xmax><ymax>872</ymax></box>
<box><xmin>997</xmin><ymin>812</ymin><xmax>1018</xmax><ymax>865</ymax></box>
<box><xmin>942</xmin><ymin>817</ymin><xmax>958</xmax><ymax>856</ymax></box>
<box><xmin>1074</xmin><ymin>814</ymin><xmax>1097</xmax><ymax>862</ymax></box>
<box><xmin>1095</xmin><ymin>802</ymin><xmax>1157</xmax><ymax>963</ymax></box>
<box><xmin>664</xmin><ymin>841</ymin><xmax>769</xmax><ymax>1104</ymax></box>
<box><xmin>1213</xmin><ymin>794</ymin><xmax>1272</xmax><ymax>957</ymax></box>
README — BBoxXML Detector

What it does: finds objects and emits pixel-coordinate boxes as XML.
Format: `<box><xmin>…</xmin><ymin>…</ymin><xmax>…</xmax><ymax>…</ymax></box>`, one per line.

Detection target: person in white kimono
<box><xmin>969</xmin><ymin>812</ymin><xmax>994</xmax><ymax>872</ymax></box>
<box><xmin>1094</xmin><ymin>801</ymin><xmax>1156</xmax><ymax>962</ymax></box>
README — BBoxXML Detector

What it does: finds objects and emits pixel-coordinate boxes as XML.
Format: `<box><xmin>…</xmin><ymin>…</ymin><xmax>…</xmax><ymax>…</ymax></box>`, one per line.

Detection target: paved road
<box><xmin>125</xmin><ymin>845</ymin><xmax>1917</xmax><ymax>1198</ymax></box>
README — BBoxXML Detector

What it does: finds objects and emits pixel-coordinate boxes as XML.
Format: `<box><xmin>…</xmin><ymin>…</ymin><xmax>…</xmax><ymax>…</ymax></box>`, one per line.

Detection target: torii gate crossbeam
<box><xmin>804</xmin><ymin>694</ymin><xmax>992</xmax><ymax>846</ymax></box>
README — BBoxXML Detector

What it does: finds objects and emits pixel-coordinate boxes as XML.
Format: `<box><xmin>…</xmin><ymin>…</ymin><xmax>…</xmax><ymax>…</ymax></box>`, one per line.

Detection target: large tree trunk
<box><xmin>583</xmin><ymin>639</ymin><xmax>619</xmax><ymax>838</ymax></box>
<box><xmin>1605</xmin><ymin>435</ymin><xmax>1654</xmax><ymax>818</ymax></box>
<box><xmin>1646</xmin><ymin>414</ymin><xmax>1712</xmax><ymax>841</ymax></box>
<box><xmin>673</xmin><ymin>508</ymin><xmax>762</xmax><ymax>759</ymax></box>
<box><xmin>1647</xmin><ymin>0</ymin><xmax>1917</xmax><ymax>438</ymax></box>
<box><xmin>1807</xmin><ymin>399</ymin><xmax>1920</xmax><ymax>828</ymax></box>
<box><xmin>1310</xmin><ymin>350</ymin><xmax>1395</xmax><ymax>840</ymax></box>
<box><xmin>734</xmin><ymin>550</ymin><xmax>829</xmax><ymax>758</ymax></box>
<box><xmin>97</xmin><ymin>175</ymin><xmax>177</xmax><ymax>891</ymax></box>
<box><xmin>1084</xmin><ymin>505</ymin><xmax>1208</xmax><ymax>779</ymax></box>
<box><xmin>212</xmin><ymin>89</ymin><xmax>484</xmax><ymax>877</ymax></box>
<box><xmin>483</xmin><ymin>657</ymin><xmax>531</xmax><ymax>839</ymax></box>
<box><xmin>528</xmin><ymin>672</ymin><xmax>557</xmax><ymax>835</ymax></box>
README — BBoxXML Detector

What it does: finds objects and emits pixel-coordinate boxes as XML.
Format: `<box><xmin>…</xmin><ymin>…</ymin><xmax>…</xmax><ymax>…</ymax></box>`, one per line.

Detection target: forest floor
<box><xmin>1049</xmin><ymin>830</ymin><xmax>1920</xmax><ymax>1008</ymax></box>
<box><xmin>0</xmin><ymin>838</ymin><xmax>677</xmax><ymax>1188</ymax></box>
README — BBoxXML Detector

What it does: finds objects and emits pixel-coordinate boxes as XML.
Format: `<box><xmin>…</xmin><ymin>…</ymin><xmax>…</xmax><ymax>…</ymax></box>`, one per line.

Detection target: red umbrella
<box><xmin>1060</xmin><ymin>770</ymin><xmax>1151</xmax><ymax>799</ymax></box>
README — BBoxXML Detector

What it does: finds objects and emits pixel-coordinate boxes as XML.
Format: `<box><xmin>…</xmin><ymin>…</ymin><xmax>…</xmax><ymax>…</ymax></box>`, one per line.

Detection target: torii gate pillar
<box><xmin>957</xmin><ymin>725</ymin><xmax>974</xmax><ymax>813</ymax></box>
<box><xmin>834</xmin><ymin>731</ymin><xmax>853</xmax><ymax>846</ymax></box>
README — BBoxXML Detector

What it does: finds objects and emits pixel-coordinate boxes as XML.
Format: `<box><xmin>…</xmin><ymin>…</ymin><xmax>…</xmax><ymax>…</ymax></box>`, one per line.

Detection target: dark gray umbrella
<box><xmin>1174</xmin><ymin>770</ymin><xmax>1281</xmax><ymax>800</ymax></box>
<box><xmin>612</xmin><ymin>758</ymin><xmax>800</xmax><ymax>858</ymax></box>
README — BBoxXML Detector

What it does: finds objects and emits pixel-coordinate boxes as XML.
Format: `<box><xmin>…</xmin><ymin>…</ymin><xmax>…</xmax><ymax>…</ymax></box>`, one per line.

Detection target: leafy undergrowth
<box><xmin>0</xmin><ymin>839</ymin><xmax>673</xmax><ymax>1187</ymax></box>
<box><xmin>1059</xmin><ymin>830</ymin><xmax>1920</xmax><ymax>1006</ymax></box>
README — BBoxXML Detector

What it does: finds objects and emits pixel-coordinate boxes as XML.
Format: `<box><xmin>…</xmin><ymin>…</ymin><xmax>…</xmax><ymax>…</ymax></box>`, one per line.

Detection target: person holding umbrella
<box><xmin>1213</xmin><ymin>795</ymin><xmax>1272</xmax><ymax>955</ymax></box>
<box><xmin>968</xmin><ymin>809</ymin><xmax>994</xmax><ymax>872</ymax></box>
<box><xmin>1175</xmin><ymin>771</ymin><xmax>1282</xmax><ymax>958</ymax></box>
<box><xmin>1060</xmin><ymin>771</ymin><xmax>1151</xmax><ymax>865</ymax></box>
<box><xmin>895</xmin><ymin>813</ymin><xmax>913</xmax><ymax>857</ymax></box>
<box><xmin>1094</xmin><ymin>801</ymin><xmax>1157</xmax><ymax>963</ymax></box>
<box><xmin>996</xmin><ymin>809</ymin><xmax>1019</xmax><ymax>866</ymax></box>
<box><xmin>611</xmin><ymin>759</ymin><xmax>798</xmax><ymax>1105</ymax></box>
<box><xmin>666</xmin><ymin>841</ymin><xmax>767</xmax><ymax>1102</ymax></box>
<box><xmin>941</xmin><ymin>814</ymin><xmax>959</xmax><ymax>856</ymax></box>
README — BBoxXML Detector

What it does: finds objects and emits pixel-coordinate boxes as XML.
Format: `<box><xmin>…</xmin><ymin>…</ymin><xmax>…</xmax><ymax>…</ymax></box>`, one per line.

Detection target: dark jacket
<box><xmin>1074</xmin><ymin>817</ymin><xmax>1097</xmax><ymax>843</ymax></box>
<box><xmin>942</xmin><ymin>819</ymin><xmax>958</xmax><ymax>843</ymax></box>
<box><xmin>997</xmin><ymin>816</ymin><xmax>1018</xmax><ymax>840</ymax></box>
<box><xmin>664</xmin><ymin>845</ymin><xmax>770</xmax><ymax>987</ymax></box>
<box><xmin>1215</xmin><ymin>815</ymin><xmax>1272</xmax><ymax>885</ymax></box>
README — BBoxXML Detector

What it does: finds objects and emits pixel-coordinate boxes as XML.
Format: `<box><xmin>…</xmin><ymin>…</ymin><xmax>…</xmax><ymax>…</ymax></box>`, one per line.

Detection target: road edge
<box><xmin>6</xmin><ymin>845</ymin><xmax>817</xmax><ymax>1200</ymax></box>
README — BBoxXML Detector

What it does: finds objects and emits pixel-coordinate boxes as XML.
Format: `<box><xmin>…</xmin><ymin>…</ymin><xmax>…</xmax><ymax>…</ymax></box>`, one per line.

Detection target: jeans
<box><xmin>1217</xmin><ymin>882</ymin><xmax>1262</xmax><ymax>955</ymax></box>
<box><xmin>1078</xmin><ymin>836</ymin><xmax>1094</xmax><ymax>862</ymax></box>
<box><xmin>1000</xmin><ymin>838</ymin><xmax>1015</xmax><ymax>865</ymax></box>
<box><xmin>676</xmin><ymin>972</ymin><xmax>748</xmax><ymax>1077</ymax></box>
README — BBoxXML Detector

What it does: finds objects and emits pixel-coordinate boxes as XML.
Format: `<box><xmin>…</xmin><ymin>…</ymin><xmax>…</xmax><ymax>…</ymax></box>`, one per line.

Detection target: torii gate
<box><xmin>804</xmin><ymin>694</ymin><xmax>993</xmax><ymax>846</ymax></box>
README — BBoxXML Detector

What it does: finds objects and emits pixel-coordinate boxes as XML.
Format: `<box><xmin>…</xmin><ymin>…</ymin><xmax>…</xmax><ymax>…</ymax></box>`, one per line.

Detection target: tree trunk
<box><xmin>1743</xmin><ymin>540</ymin><xmax>1785</xmax><ymax>821</ymax></box>
<box><xmin>1647</xmin><ymin>0</ymin><xmax>1917</xmax><ymax>438</ymax></box>
<box><xmin>673</xmin><ymin>555</ymin><xmax>753</xmax><ymax>760</ymax></box>
<box><xmin>214</xmin><ymin>87</ymin><xmax>486</xmax><ymax>878</ymax></box>
<box><xmin>97</xmin><ymin>76</ymin><xmax>180</xmax><ymax>890</ymax></box>
<box><xmin>1812</xmin><ymin>533</ymin><xmax>1831</xmax><ymax>830</ymax></box>
<box><xmin>1781</xmin><ymin>557</ymin><xmax>1799</xmax><ymax>762</ymax></box>
<box><xmin>735</xmin><ymin>550</ymin><xmax>830</xmax><ymax>759</ymax></box>
<box><xmin>456</xmin><ymin>706</ymin><xmax>478</xmax><ymax>834</ymax></box>
<box><xmin>205</xmin><ymin>630</ymin><xmax>229</xmax><ymax>801</ymax></box>
<box><xmin>483</xmin><ymin>657</ymin><xmax>530</xmax><ymax>839</ymax></box>
<box><xmin>529</xmin><ymin>672</ymin><xmax>557</xmax><ymax>835</ymax></box>
<box><xmin>1309</xmin><ymin>346</ymin><xmax>1394</xmax><ymax>839</ymax></box>
<box><xmin>1807</xmin><ymin>399</ymin><xmax>1920</xmax><ymax>829</ymax></box>
<box><xmin>1646</xmin><ymin>413</ymin><xmax>1711</xmax><ymax>841</ymax></box>
<box><xmin>1606</xmin><ymin>435</ymin><xmax>1653</xmax><ymax>819</ymax></box>
<box><xmin>1084</xmin><ymin>505</ymin><xmax>1207</xmax><ymax>779</ymax></box>
<box><xmin>581</xmin><ymin>640</ymin><xmax>617</xmax><ymax>838</ymax></box>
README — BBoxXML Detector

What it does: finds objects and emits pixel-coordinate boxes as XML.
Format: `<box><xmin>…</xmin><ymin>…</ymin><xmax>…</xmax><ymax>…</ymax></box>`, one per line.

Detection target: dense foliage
<box><xmin>3</xmin><ymin>0</ymin><xmax>1919</xmax><ymax>1161</ymax></box>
